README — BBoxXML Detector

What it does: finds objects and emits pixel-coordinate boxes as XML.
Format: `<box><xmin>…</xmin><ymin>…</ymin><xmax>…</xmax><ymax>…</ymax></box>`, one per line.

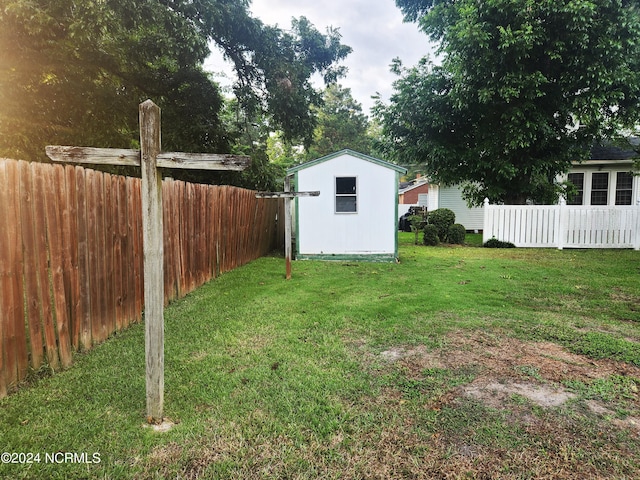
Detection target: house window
<box><xmin>590</xmin><ymin>172</ymin><xmax>609</xmax><ymax>206</ymax></box>
<box><xmin>567</xmin><ymin>173</ymin><xmax>584</xmax><ymax>205</ymax></box>
<box><xmin>335</xmin><ymin>176</ymin><xmax>357</xmax><ymax>213</ymax></box>
<box><xmin>615</xmin><ymin>172</ymin><xmax>633</xmax><ymax>205</ymax></box>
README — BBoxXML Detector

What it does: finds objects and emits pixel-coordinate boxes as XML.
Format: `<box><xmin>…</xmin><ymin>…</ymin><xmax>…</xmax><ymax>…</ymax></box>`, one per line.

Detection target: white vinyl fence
<box><xmin>483</xmin><ymin>198</ymin><xmax>640</xmax><ymax>250</ymax></box>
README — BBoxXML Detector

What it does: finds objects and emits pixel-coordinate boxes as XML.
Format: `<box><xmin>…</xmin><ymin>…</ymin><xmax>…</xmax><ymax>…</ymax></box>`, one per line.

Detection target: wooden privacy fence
<box><xmin>483</xmin><ymin>198</ymin><xmax>640</xmax><ymax>249</ymax></box>
<box><xmin>0</xmin><ymin>158</ymin><xmax>283</xmax><ymax>398</ymax></box>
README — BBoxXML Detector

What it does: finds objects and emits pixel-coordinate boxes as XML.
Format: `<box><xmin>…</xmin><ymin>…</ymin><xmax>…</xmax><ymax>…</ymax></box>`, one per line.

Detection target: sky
<box><xmin>204</xmin><ymin>0</ymin><xmax>438</xmax><ymax>115</ymax></box>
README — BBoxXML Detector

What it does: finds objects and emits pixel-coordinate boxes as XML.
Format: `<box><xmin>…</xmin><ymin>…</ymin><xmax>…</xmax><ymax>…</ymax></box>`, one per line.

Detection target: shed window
<box><xmin>335</xmin><ymin>176</ymin><xmax>357</xmax><ymax>213</ymax></box>
<box><xmin>615</xmin><ymin>172</ymin><xmax>633</xmax><ymax>205</ymax></box>
<box><xmin>590</xmin><ymin>172</ymin><xmax>609</xmax><ymax>206</ymax></box>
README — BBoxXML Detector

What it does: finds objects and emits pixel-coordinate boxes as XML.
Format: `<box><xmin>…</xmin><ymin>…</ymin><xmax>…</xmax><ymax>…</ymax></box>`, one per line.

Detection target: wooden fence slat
<box><xmin>6</xmin><ymin>160</ymin><xmax>28</xmax><ymax>382</ymax></box>
<box><xmin>104</xmin><ymin>174</ymin><xmax>116</xmax><ymax>336</ymax></box>
<box><xmin>75</xmin><ymin>167</ymin><xmax>91</xmax><ymax>350</ymax></box>
<box><xmin>59</xmin><ymin>165</ymin><xmax>74</xmax><ymax>349</ymax></box>
<box><xmin>227</xmin><ymin>187</ymin><xmax>234</xmax><ymax>272</ymax></box>
<box><xmin>221</xmin><ymin>186</ymin><xmax>228</xmax><ymax>273</ymax></box>
<box><xmin>63</xmin><ymin>165</ymin><xmax>80</xmax><ymax>349</ymax></box>
<box><xmin>228</xmin><ymin>186</ymin><xmax>235</xmax><ymax>270</ymax></box>
<box><xmin>133</xmin><ymin>178</ymin><xmax>144</xmax><ymax>321</ymax></box>
<box><xmin>96</xmin><ymin>171</ymin><xmax>109</xmax><ymax>341</ymax></box>
<box><xmin>178</xmin><ymin>180</ymin><xmax>188</xmax><ymax>294</ymax></box>
<box><xmin>192</xmin><ymin>184</ymin><xmax>200</xmax><ymax>287</ymax></box>
<box><xmin>18</xmin><ymin>161</ymin><xmax>44</xmax><ymax>371</ymax></box>
<box><xmin>212</xmin><ymin>187</ymin><xmax>220</xmax><ymax>278</ymax></box>
<box><xmin>87</xmin><ymin>170</ymin><xmax>103</xmax><ymax>343</ymax></box>
<box><xmin>162</xmin><ymin>179</ymin><xmax>174</xmax><ymax>304</ymax></box>
<box><xmin>0</xmin><ymin>160</ymin><xmax>11</xmax><ymax>395</ymax></box>
<box><xmin>114</xmin><ymin>176</ymin><xmax>125</xmax><ymax>330</ymax></box>
<box><xmin>126</xmin><ymin>177</ymin><xmax>140</xmax><ymax>324</ymax></box>
<box><xmin>54</xmin><ymin>165</ymin><xmax>74</xmax><ymax>364</ymax></box>
<box><xmin>197</xmin><ymin>184</ymin><xmax>207</xmax><ymax>286</ymax></box>
<box><xmin>116</xmin><ymin>176</ymin><xmax>128</xmax><ymax>328</ymax></box>
<box><xmin>208</xmin><ymin>186</ymin><xmax>215</xmax><ymax>278</ymax></box>
<box><xmin>169</xmin><ymin>179</ymin><xmax>180</xmax><ymax>301</ymax></box>
<box><xmin>187</xmin><ymin>182</ymin><xmax>196</xmax><ymax>293</ymax></box>
<box><xmin>31</xmin><ymin>163</ymin><xmax>60</xmax><ymax>370</ymax></box>
<box><xmin>44</xmin><ymin>164</ymin><xmax>72</xmax><ymax>367</ymax></box>
<box><xmin>201</xmin><ymin>185</ymin><xmax>209</xmax><ymax>282</ymax></box>
<box><xmin>201</xmin><ymin>185</ymin><xmax>210</xmax><ymax>282</ymax></box>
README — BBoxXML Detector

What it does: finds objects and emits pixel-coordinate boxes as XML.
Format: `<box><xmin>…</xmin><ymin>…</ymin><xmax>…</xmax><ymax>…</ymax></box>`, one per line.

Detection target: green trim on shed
<box><xmin>295</xmin><ymin>253</ymin><xmax>399</xmax><ymax>263</ymax></box>
<box><xmin>287</xmin><ymin>149</ymin><xmax>407</xmax><ymax>175</ymax></box>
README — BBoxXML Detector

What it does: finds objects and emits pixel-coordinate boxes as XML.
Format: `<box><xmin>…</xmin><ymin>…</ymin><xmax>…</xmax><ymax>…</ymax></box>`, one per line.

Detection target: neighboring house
<box><xmin>430</xmin><ymin>184</ymin><xmax>485</xmax><ymax>232</ymax></box>
<box><xmin>287</xmin><ymin>149</ymin><xmax>407</xmax><ymax>262</ymax></box>
<box><xmin>564</xmin><ymin>143</ymin><xmax>639</xmax><ymax>206</ymax></box>
<box><xmin>399</xmin><ymin>175</ymin><xmax>430</xmax><ymax>206</ymax></box>
<box><xmin>404</xmin><ymin>142</ymin><xmax>638</xmax><ymax>233</ymax></box>
<box><xmin>399</xmin><ymin>178</ymin><xmax>484</xmax><ymax>232</ymax></box>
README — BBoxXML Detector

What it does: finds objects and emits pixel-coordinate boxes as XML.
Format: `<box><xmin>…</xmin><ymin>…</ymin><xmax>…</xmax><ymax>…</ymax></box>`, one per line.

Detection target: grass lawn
<box><xmin>1</xmin><ymin>232</ymin><xmax>639</xmax><ymax>479</ymax></box>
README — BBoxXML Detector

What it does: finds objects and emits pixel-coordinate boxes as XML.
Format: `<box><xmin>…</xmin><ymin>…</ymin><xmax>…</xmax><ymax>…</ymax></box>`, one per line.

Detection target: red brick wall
<box><xmin>401</xmin><ymin>183</ymin><xmax>429</xmax><ymax>204</ymax></box>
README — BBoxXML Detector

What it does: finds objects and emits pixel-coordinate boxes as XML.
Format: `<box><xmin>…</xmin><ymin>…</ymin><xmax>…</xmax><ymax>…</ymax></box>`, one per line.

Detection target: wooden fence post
<box><xmin>139</xmin><ymin>100</ymin><xmax>165</xmax><ymax>423</ymax></box>
<box><xmin>284</xmin><ymin>176</ymin><xmax>292</xmax><ymax>279</ymax></box>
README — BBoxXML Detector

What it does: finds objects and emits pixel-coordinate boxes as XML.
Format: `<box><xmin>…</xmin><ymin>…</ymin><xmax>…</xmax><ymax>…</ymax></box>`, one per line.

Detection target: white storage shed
<box><xmin>287</xmin><ymin>149</ymin><xmax>407</xmax><ymax>262</ymax></box>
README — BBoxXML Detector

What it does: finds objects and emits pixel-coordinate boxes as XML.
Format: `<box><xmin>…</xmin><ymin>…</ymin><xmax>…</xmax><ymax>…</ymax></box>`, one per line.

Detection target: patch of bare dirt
<box><xmin>385</xmin><ymin>330</ymin><xmax>640</xmax><ymax>383</ymax></box>
<box><xmin>361</xmin><ymin>331</ymin><xmax>640</xmax><ymax>478</ymax></box>
<box><xmin>464</xmin><ymin>381</ymin><xmax>575</xmax><ymax>408</ymax></box>
<box><xmin>377</xmin><ymin>330</ymin><xmax>640</xmax><ymax>428</ymax></box>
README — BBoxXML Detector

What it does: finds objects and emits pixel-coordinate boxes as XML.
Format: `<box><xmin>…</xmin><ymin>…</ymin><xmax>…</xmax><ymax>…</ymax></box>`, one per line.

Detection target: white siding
<box><xmin>438</xmin><ymin>185</ymin><xmax>484</xmax><ymax>231</ymax></box>
<box><xmin>295</xmin><ymin>154</ymin><xmax>398</xmax><ymax>256</ymax></box>
<box><xmin>427</xmin><ymin>184</ymin><xmax>439</xmax><ymax>212</ymax></box>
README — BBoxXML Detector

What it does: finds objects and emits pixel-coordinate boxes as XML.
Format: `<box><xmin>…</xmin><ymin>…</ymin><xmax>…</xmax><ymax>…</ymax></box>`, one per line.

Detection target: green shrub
<box><xmin>428</xmin><ymin>208</ymin><xmax>455</xmax><ymax>242</ymax></box>
<box><xmin>483</xmin><ymin>238</ymin><xmax>516</xmax><ymax>248</ymax></box>
<box><xmin>447</xmin><ymin>223</ymin><xmax>466</xmax><ymax>244</ymax></box>
<box><xmin>423</xmin><ymin>224</ymin><xmax>440</xmax><ymax>246</ymax></box>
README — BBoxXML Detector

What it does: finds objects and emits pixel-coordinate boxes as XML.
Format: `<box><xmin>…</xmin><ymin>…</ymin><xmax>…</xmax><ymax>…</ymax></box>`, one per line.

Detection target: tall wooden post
<box><xmin>139</xmin><ymin>100</ymin><xmax>164</xmax><ymax>422</ymax></box>
<box><xmin>284</xmin><ymin>175</ymin><xmax>292</xmax><ymax>280</ymax></box>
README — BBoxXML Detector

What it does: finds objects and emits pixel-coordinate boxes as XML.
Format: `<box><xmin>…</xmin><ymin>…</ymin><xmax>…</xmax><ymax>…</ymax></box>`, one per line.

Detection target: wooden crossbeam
<box><xmin>46</xmin><ymin>146</ymin><xmax>250</xmax><ymax>171</ymax></box>
<box><xmin>255</xmin><ymin>191</ymin><xmax>320</xmax><ymax>198</ymax></box>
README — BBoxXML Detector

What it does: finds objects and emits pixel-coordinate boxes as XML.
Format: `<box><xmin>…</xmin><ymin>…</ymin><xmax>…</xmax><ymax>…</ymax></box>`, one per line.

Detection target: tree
<box><xmin>304</xmin><ymin>83</ymin><xmax>374</xmax><ymax>159</ymax></box>
<box><xmin>377</xmin><ymin>0</ymin><xmax>640</xmax><ymax>205</ymax></box>
<box><xmin>0</xmin><ymin>0</ymin><xmax>350</xmax><ymax>174</ymax></box>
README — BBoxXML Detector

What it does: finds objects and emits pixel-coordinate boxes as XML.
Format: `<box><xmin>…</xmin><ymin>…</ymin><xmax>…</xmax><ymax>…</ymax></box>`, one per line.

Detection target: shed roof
<box><xmin>287</xmin><ymin>149</ymin><xmax>407</xmax><ymax>175</ymax></box>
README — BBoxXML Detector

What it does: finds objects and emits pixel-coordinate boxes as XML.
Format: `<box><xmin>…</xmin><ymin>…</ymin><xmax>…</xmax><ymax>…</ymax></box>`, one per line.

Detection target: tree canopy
<box><xmin>377</xmin><ymin>0</ymin><xmax>640</xmax><ymax>205</ymax></box>
<box><xmin>0</xmin><ymin>0</ymin><xmax>351</xmax><ymax>178</ymax></box>
<box><xmin>304</xmin><ymin>83</ymin><xmax>374</xmax><ymax>160</ymax></box>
